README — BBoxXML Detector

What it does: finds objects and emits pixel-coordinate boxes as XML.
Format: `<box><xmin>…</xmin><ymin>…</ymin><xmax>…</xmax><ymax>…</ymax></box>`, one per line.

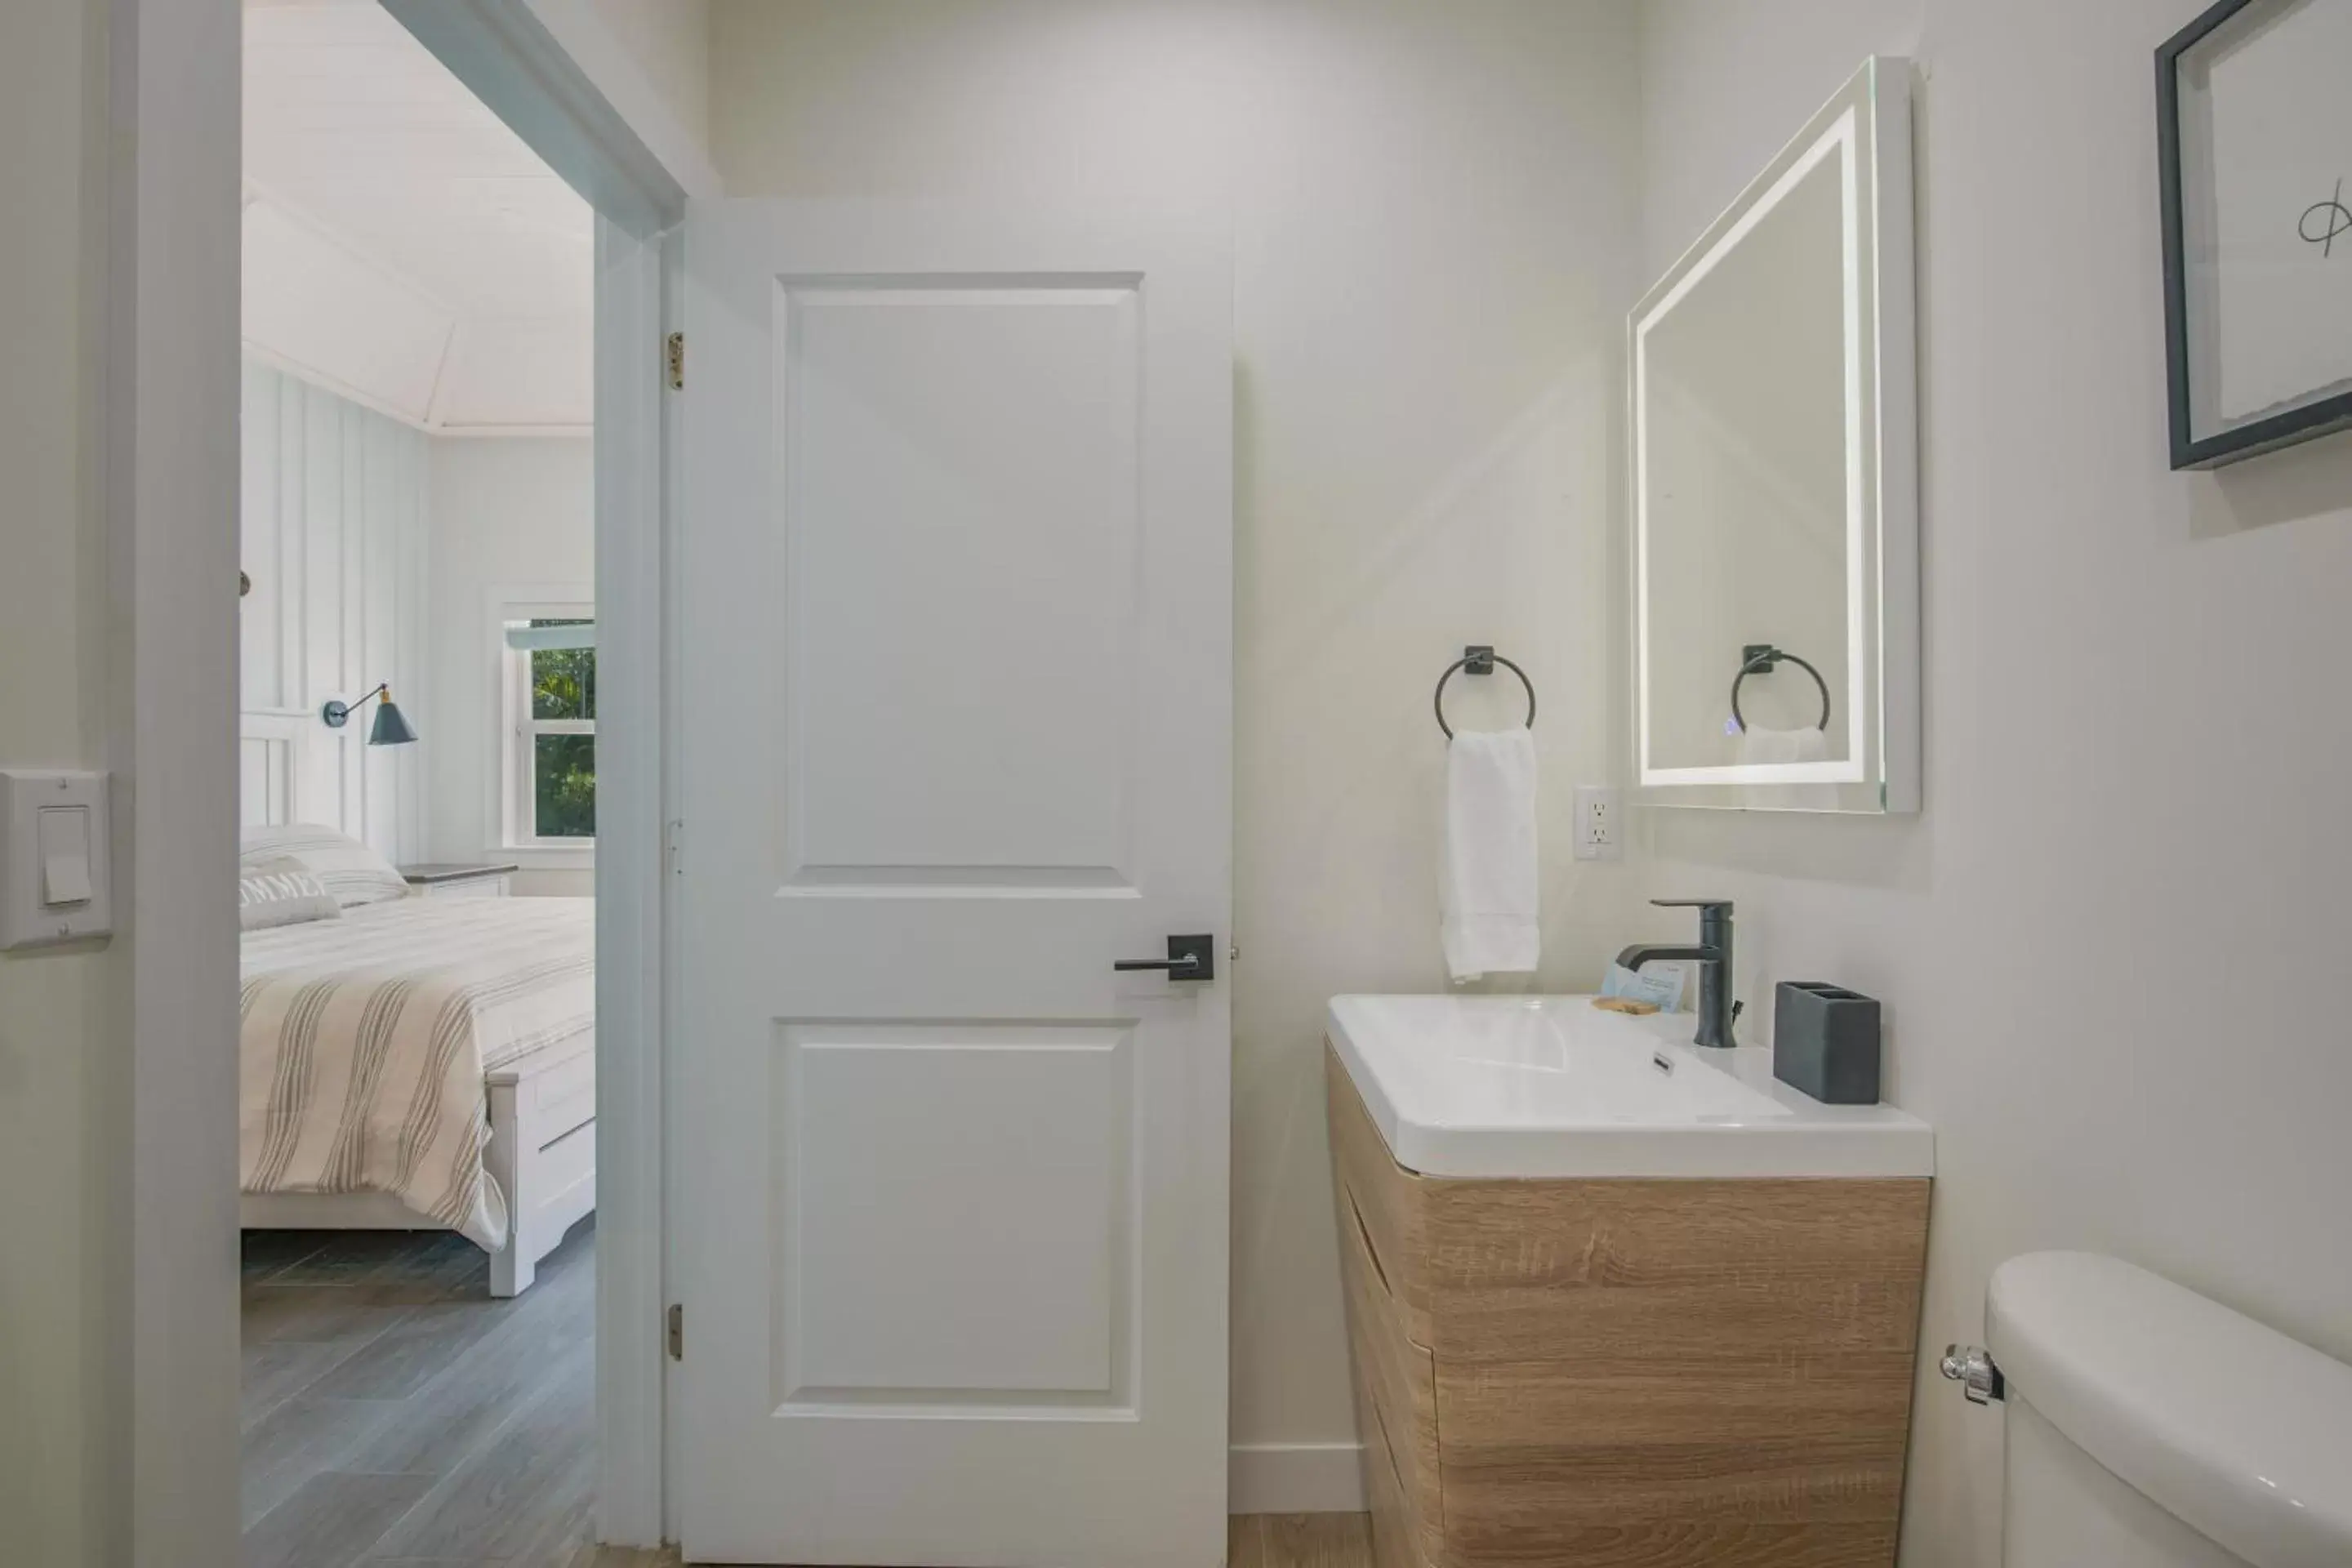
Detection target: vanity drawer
<box><xmin>1436</xmin><ymin>1355</ymin><xmax>1907</xmax><ymax>1567</ymax></box>
<box><xmin>1360</xmin><ymin>1371</ymin><xmax>1429</xmax><ymax>1568</ymax></box>
<box><xmin>1325</xmin><ymin>1042</ymin><xmax>1431</xmax><ymax>1345</ymax></box>
<box><xmin>1336</xmin><ymin>1169</ymin><xmax>1443</xmax><ymax>1568</ymax></box>
<box><xmin>1420</xmin><ymin>1177</ymin><xmax>1931</xmax><ymax>1365</ymax></box>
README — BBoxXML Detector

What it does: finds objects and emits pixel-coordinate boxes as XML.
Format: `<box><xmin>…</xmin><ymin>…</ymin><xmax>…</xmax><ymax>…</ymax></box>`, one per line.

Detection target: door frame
<box><xmin>114</xmin><ymin>2</ymin><xmax>696</xmax><ymax>1560</ymax></box>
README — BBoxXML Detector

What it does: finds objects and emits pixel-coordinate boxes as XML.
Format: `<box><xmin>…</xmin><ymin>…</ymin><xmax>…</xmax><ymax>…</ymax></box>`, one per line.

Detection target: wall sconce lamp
<box><xmin>321</xmin><ymin>684</ymin><xmax>418</xmax><ymax>746</ymax></box>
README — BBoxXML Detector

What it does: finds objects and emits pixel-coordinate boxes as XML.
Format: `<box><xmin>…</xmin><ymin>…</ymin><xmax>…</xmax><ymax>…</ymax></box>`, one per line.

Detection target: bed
<box><xmin>237</xmin><ymin>826</ymin><xmax>595</xmax><ymax>1297</ymax></box>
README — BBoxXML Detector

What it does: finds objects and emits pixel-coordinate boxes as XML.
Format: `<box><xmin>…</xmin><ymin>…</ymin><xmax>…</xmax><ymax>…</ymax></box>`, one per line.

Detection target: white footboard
<box><xmin>241</xmin><ymin>1039</ymin><xmax>595</xmax><ymax>1298</ymax></box>
<box><xmin>484</xmin><ymin>1045</ymin><xmax>598</xmax><ymax>1297</ymax></box>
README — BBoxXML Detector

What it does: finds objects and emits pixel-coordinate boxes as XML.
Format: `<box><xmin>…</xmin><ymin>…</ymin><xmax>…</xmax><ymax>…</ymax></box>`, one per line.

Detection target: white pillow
<box><xmin>238</xmin><ymin>857</ymin><xmax>343</xmax><ymax>931</ymax></box>
<box><xmin>238</xmin><ymin>824</ymin><xmax>411</xmax><ymax>909</ymax></box>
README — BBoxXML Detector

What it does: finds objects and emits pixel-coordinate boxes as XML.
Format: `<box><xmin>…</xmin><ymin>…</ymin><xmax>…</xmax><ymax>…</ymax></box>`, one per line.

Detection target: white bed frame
<box><xmin>238</xmin><ymin>1040</ymin><xmax>597</xmax><ymax>1297</ymax></box>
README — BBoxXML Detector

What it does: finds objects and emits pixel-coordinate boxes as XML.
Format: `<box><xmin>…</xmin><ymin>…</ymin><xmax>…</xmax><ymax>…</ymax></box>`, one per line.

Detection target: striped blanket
<box><xmin>239</xmin><ymin>897</ymin><xmax>595</xmax><ymax>1250</ymax></box>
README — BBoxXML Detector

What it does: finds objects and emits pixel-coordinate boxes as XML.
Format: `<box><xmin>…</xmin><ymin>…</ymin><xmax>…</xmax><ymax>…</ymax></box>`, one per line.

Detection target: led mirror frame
<box><xmin>1628</xmin><ymin>56</ymin><xmax>1919</xmax><ymax>814</ymax></box>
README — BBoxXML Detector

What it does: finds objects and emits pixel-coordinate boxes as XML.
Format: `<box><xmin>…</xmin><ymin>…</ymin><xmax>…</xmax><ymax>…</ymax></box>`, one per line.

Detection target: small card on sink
<box><xmin>1598</xmin><ymin>960</ymin><xmax>1684</xmax><ymax>1013</ymax></box>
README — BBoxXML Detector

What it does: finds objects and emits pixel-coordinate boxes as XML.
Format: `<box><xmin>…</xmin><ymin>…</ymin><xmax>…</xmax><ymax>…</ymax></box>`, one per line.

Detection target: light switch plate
<box><xmin>0</xmin><ymin>769</ymin><xmax>113</xmax><ymax>949</ymax></box>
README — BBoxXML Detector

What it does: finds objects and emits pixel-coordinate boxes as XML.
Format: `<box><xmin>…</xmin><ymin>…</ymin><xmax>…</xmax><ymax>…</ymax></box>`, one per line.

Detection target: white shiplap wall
<box><xmin>238</xmin><ymin>359</ymin><xmax>431</xmax><ymax>864</ymax></box>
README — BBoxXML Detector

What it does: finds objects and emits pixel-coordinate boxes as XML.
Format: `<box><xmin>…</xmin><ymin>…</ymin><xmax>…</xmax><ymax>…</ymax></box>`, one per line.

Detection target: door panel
<box><xmin>782</xmin><ymin>280</ymin><xmax>1142</xmax><ymax>891</ymax></box>
<box><xmin>777</xmin><ymin>1022</ymin><xmax>1132</xmax><ymax>1403</ymax></box>
<box><xmin>677</xmin><ymin>202</ymin><xmax>1231</xmax><ymax>1567</ymax></box>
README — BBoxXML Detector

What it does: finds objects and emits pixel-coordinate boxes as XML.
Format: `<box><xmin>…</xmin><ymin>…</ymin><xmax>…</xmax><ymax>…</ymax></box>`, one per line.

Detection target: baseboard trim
<box><xmin>1229</xmin><ymin>1442</ymin><xmax>1366</xmax><ymax>1514</ymax></box>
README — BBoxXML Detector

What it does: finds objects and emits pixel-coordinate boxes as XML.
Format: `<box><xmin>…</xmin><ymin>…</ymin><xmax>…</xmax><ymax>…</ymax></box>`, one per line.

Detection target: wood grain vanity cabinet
<box><xmin>1325</xmin><ymin>1045</ymin><xmax>1931</xmax><ymax>1568</ymax></box>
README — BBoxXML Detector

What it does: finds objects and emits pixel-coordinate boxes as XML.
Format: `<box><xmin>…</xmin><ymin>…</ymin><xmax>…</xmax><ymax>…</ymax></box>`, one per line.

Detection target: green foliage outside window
<box><xmin>535</xmin><ymin>734</ymin><xmax>596</xmax><ymax>838</ymax></box>
<box><xmin>530</xmin><ymin>621</ymin><xmax>595</xmax><ymax>839</ymax></box>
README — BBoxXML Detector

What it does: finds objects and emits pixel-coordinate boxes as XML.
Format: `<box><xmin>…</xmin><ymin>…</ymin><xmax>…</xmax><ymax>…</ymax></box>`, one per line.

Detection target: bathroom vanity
<box><xmin>1325</xmin><ymin>996</ymin><xmax>1932</xmax><ymax>1568</ymax></box>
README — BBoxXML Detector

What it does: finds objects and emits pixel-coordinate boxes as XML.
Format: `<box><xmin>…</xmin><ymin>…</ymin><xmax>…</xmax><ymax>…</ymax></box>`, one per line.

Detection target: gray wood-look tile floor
<box><xmin>241</xmin><ymin>1219</ymin><xmax>599</xmax><ymax>1567</ymax></box>
<box><xmin>244</xmin><ymin>1222</ymin><xmax>1370</xmax><ymax>1567</ymax></box>
<box><xmin>559</xmin><ymin>1518</ymin><xmax>1365</xmax><ymax>1568</ymax></box>
<box><xmin>566</xmin><ymin>1517</ymin><xmax>1367</xmax><ymax>1568</ymax></box>
<box><xmin>545</xmin><ymin>1517</ymin><xmax>1364</xmax><ymax>1568</ymax></box>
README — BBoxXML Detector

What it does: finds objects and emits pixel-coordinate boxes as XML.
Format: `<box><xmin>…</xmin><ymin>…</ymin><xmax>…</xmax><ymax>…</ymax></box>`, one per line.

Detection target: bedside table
<box><xmin>400</xmin><ymin>862</ymin><xmax>520</xmax><ymax>899</ymax></box>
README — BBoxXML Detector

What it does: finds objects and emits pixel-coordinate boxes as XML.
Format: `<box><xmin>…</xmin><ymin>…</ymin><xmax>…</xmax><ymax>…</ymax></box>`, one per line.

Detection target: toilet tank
<box><xmin>1984</xmin><ymin>1253</ymin><xmax>2352</xmax><ymax>1568</ymax></box>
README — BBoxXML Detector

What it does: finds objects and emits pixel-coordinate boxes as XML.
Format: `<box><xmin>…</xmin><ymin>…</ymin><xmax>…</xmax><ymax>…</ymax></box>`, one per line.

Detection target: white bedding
<box><xmin>239</xmin><ymin>897</ymin><xmax>594</xmax><ymax>1249</ymax></box>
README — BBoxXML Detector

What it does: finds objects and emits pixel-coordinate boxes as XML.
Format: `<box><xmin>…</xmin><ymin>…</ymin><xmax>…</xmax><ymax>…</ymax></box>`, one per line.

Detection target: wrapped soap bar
<box><xmin>1592</xmin><ymin>996</ymin><xmax>1659</xmax><ymax>1015</ymax></box>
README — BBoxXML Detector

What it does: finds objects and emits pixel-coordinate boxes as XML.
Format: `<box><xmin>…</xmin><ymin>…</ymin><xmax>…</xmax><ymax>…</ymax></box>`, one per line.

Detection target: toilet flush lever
<box><xmin>1941</xmin><ymin>1344</ymin><xmax>2006</xmax><ymax>1405</ymax></box>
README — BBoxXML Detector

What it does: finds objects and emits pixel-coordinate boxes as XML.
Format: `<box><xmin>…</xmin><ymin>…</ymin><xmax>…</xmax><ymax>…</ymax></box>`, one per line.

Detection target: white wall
<box><xmin>524</xmin><ymin>0</ymin><xmax>717</xmax><ymax>199</ymax></box>
<box><xmin>0</xmin><ymin>0</ymin><xmax>107</xmax><ymax>1557</ymax></box>
<box><xmin>427</xmin><ymin>436</ymin><xmax>597</xmax><ymax>896</ymax></box>
<box><xmin>1637</xmin><ymin>2</ymin><xmax>2352</xmax><ymax>1562</ymax></box>
<box><xmin>239</xmin><ymin>359</ymin><xmax>433</xmax><ymax>862</ymax></box>
<box><xmin>708</xmin><ymin>0</ymin><xmax>1648</xmax><ymax>1490</ymax></box>
<box><xmin>569</xmin><ymin>0</ymin><xmax>709</xmax><ymax>149</ymax></box>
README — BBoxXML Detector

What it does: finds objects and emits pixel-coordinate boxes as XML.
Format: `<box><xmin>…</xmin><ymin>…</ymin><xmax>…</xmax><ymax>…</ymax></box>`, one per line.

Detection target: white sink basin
<box><xmin>1327</xmin><ymin>994</ymin><xmax>1933</xmax><ymax>1179</ymax></box>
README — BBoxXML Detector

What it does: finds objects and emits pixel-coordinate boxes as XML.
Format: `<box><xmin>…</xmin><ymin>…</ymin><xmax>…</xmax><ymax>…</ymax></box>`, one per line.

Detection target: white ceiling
<box><xmin>243</xmin><ymin>0</ymin><xmax>594</xmax><ymax>433</ymax></box>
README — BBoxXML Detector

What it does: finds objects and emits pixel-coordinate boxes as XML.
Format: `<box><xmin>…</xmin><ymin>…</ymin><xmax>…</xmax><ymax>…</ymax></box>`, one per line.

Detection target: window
<box><xmin>503</xmin><ymin>608</ymin><xmax>595</xmax><ymax>845</ymax></box>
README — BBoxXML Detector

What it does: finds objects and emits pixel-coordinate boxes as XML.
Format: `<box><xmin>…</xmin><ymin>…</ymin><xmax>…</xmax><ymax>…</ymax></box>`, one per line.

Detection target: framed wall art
<box><xmin>2157</xmin><ymin>0</ymin><xmax>2352</xmax><ymax>468</ymax></box>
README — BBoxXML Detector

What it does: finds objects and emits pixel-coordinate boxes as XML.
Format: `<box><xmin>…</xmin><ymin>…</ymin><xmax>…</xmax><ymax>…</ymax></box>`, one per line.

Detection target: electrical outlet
<box><xmin>1573</xmin><ymin>785</ymin><xmax>1621</xmax><ymax>862</ymax></box>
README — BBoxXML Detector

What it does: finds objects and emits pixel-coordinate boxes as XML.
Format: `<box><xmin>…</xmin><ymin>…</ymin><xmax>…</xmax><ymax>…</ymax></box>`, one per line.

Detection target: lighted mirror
<box><xmin>1631</xmin><ymin>56</ymin><xmax>1919</xmax><ymax>813</ymax></box>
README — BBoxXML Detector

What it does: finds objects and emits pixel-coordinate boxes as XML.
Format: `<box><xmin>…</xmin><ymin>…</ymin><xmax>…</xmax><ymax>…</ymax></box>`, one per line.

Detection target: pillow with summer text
<box><xmin>238</xmin><ymin>857</ymin><xmax>343</xmax><ymax>932</ymax></box>
<box><xmin>238</xmin><ymin>824</ymin><xmax>412</xmax><ymax>908</ymax></box>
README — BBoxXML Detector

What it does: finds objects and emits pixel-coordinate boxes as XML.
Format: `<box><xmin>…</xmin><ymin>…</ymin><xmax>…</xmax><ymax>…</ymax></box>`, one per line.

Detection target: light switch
<box><xmin>38</xmin><ymin>806</ymin><xmax>93</xmax><ymax>905</ymax></box>
<box><xmin>1</xmin><ymin>769</ymin><xmax>111</xmax><ymax>949</ymax></box>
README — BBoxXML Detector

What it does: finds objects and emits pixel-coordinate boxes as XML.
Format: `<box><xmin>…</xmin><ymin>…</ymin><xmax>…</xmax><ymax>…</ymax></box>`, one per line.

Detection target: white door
<box><xmin>675</xmin><ymin>202</ymin><xmax>1233</xmax><ymax>1567</ymax></box>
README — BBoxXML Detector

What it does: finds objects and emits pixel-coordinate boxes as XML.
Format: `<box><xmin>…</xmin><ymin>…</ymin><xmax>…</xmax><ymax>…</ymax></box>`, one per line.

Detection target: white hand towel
<box><xmin>1737</xmin><ymin>723</ymin><xmax>1837</xmax><ymax>808</ymax></box>
<box><xmin>1441</xmin><ymin>727</ymin><xmax>1539</xmax><ymax>982</ymax></box>
<box><xmin>1735</xmin><ymin>723</ymin><xmax>1829</xmax><ymax>766</ymax></box>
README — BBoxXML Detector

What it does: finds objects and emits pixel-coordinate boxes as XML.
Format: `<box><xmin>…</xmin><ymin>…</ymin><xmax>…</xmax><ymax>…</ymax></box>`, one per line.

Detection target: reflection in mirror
<box><xmin>1644</xmin><ymin>149</ymin><xmax>1851</xmax><ymax>773</ymax></box>
<box><xmin>1630</xmin><ymin>56</ymin><xmax>1918</xmax><ymax>813</ymax></box>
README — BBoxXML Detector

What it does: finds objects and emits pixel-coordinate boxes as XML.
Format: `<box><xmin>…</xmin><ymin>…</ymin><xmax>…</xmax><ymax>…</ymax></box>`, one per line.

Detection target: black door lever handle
<box><xmin>1112</xmin><ymin>934</ymin><xmax>1214</xmax><ymax>981</ymax></box>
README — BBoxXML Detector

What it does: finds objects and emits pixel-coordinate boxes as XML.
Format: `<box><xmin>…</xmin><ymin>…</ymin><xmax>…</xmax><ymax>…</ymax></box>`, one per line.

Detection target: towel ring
<box><xmin>1731</xmin><ymin>644</ymin><xmax>1831</xmax><ymax>733</ymax></box>
<box><xmin>1434</xmin><ymin>645</ymin><xmax>1537</xmax><ymax>739</ymax></box>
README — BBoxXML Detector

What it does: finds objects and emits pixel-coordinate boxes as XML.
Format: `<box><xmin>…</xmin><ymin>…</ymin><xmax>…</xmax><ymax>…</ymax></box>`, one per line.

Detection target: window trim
<box><xmin>493</xmin><ymin>588</ymin><xmax>598</xmax><ymax>862</ymax></box>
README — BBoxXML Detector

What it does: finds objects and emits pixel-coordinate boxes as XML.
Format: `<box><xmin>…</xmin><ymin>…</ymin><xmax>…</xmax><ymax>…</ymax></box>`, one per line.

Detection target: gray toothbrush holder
<box><xmin>1772</xmin><ymin>982</ymin><xmax>1882</xmax><ymax>1105</ymax></box>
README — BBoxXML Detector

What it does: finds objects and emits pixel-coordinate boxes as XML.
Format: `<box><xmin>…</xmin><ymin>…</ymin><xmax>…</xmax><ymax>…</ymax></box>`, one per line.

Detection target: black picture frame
<box><xmin>2156</xmin><ymin>0</ymin><xmax>2352</xmax><ymax>470</ymax></box>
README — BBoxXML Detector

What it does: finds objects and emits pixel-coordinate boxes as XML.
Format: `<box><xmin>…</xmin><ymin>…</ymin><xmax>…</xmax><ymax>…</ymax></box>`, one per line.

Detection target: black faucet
<box><xmin>1615</xmin><ymin>898</ymin><xmax>1738</xmax><ymax>1049</ymax></box>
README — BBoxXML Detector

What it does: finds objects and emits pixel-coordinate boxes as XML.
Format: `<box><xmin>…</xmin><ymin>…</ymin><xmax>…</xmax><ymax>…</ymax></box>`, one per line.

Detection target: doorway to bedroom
<box><xmin>234</xmin><ymin>2</ymin><xmax>604</xmax><ymax>1558</ymax></box>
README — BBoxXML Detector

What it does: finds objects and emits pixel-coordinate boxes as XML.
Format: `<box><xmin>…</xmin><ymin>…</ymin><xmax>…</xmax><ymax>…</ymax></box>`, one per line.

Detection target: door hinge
<box><xmin>665</xmin><ymin>818</ymin><xmax>684</xmax><ymax>878</ymax></box>
<box><xmin>667</xmin><ymin>1302</ymin><xmax>684</xmax><ymax>1361</ymax></box>
<box><xmin>665</xmin><ymin>332</ymin><xmax>684</xmax><ymax>391</ymax></box>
